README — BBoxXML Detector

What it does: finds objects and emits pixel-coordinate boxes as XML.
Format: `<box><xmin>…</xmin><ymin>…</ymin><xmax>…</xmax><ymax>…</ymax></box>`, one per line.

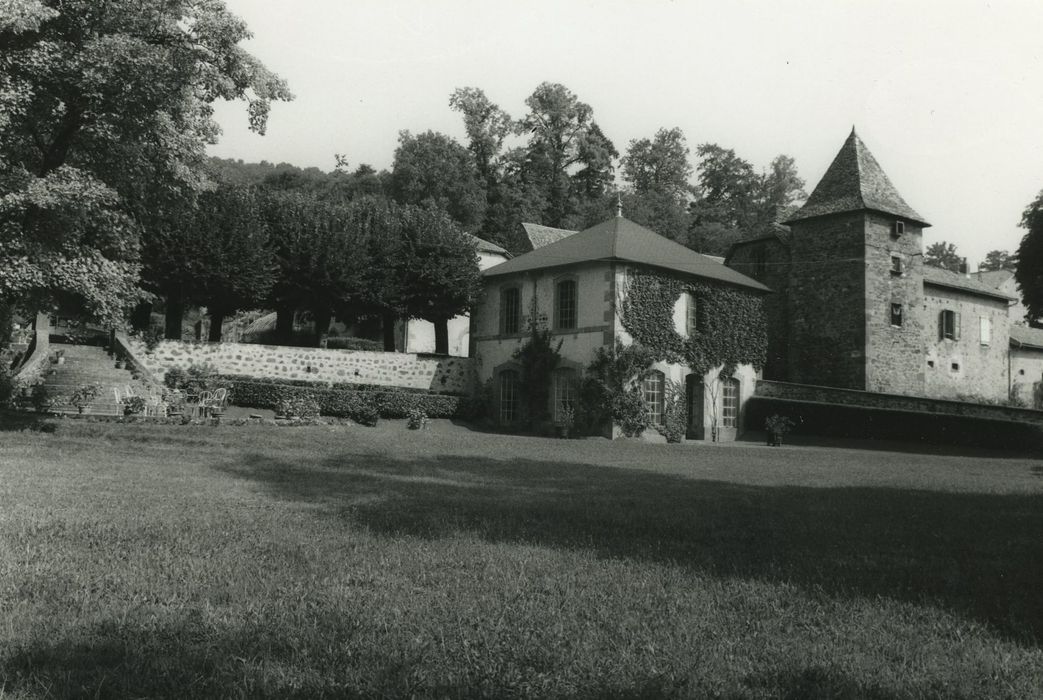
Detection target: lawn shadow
<box><xmin>218</xmin><ymin>450</ymin><xmax>1043</xmax><ymax>647</ymax></box>
<box><xmin>0</xmin><ymin>409</ymin><xmax>57</xmax><ymax>433</ymax></box>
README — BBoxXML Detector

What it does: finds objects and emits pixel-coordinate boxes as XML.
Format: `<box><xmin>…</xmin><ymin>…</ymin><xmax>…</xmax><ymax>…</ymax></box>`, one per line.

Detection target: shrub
<box><xmin>0</xmin><ymin>363</ymin><xmax>13</xmax><ymax>408</ymax></box>
<box><xmin>123</xmin><ymin>395</ymin><xmax>148</xmax><ymax>415</ymax></box>
<box><xmin>406</xmin><ymin>408</ymin><xmax>428</xmax><ymax>430</ymax></box>
<box><xmin>353</xmin><ymin>402</ymin><xmax>379</xmax><ymax>426</ymax></box>
<box><xmin>164</xmin><ymin>367</ymin><xmax>187</xmax><ymax>390</ymax></box>
<box><xmin>185</xmin><ymin>362</ymin><xmax>218</xmax><ymax>394</ymax></box>
<box><xmin>614</xmin><ymin>388</ymin><xmax>649</xmax><ymax>437</ymax></box>
<box><xmin>658</xmin><ymin>380</ymin><xmax>687</xmax><ymax>443</ymax></box>
<box><xmin>142</xmin><ymin>325</ymin><xmax>164</xmax><ymax>352</ymax></box>
<box><xmin>275</xmin><ymin>393</ymin><xmax>321</xmax><ymax>419</ymax></box>
<box><xmin>69</xmin><ymin>384</ymin><xmax>101</xmax><ymax>412</ymax></box>
<box><xmin>324</xmin><ymin>336</ymin><xmax>383</xmax><ymax>351</ymax></box>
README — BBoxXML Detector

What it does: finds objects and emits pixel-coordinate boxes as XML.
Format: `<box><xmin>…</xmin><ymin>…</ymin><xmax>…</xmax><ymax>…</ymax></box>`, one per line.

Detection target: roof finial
<box><xmin>851</xmin><ymin>124</ymin><xmax>858</xmax><ymax>137</ymax></box>
<box><xmin>616</xmin><ymin>192</ymin><xmax>623</xmax><ymax>218</ymax></box>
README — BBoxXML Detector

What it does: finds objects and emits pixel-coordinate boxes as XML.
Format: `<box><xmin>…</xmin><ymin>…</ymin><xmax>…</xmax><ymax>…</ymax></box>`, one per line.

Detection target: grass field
<box><xmin>1</xmin><ymin>416</ymin><xmax>1042</xmax><ymax>698</ymax></box>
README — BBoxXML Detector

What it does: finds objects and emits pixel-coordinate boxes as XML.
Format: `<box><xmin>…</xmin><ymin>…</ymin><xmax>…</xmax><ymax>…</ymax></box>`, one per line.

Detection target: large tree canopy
<box><xmin>389</xmin><ymin>131</ymin><xmax>486</xmax><ymax>230</ymax></box>
<box><xmin>0</xmin><ymin>0</ymin><xmax>291</xmax><ymax>325</ymax></box>
<box><xmin>619</xmin><ymin>127</ymin><xmax>696</xmax><ymax>240</ymax></box>
<box><xmin>979</xmin><ymin>249</ymin><xmax>1017</xmax><ymax>273</ymax></box>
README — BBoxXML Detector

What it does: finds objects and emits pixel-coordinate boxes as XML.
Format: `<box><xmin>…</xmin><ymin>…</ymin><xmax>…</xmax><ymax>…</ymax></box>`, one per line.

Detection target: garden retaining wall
<box><xmin>122</xmin><ymin>338</ymin><xmax>475</xmax><ymax>394</ymax></box>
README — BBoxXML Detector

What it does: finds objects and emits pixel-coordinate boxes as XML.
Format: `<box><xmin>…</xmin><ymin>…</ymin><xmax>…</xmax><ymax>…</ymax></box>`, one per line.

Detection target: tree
<box><xmin>925</xmin><ymin>241</ymin><xmax>963</xmax><ymax>272</ymax></box>
<box><xmin>448</xmin><ymin>87</ymin><xmax>515</xmax><ymax>186</ymax></box>
<box><xmin>979</xmin><ymin>249</ymin><xmax>1017</xmax><ymax>272</ymax></box>
<box><xmin>620</xmin><ymin>127</ymin><xmax>696</xmax><ymax>239</ymax></box>
<box><xmin>262</xmin><ymin>191</ymin><xmax>374</xmax><ymax>346</ymax></box>
<box><xmin>389</xmin><ymin>131</ymin><xmax>486</xmax><ymax>230</ymax></box>
<box><xmin>0</xmin><ymin>0</ymin><xmax>290</xmax><ymax>329</ymax></box>
<box><xmin>391</xmin><ymin>205</ymin><xmax>483</xmax><ymax>354</ymax></box>
<box><xmin>1015</xmin><ymin>190</ymin><xmax>1043</xmax><ymax>324</ymax></box>
<box><xmin>519</xmin><ymin>82</ymin><xmax>617</xmax><ymax>228</ymax></box>
<box><xmin>756</xmin><ymin>154</ymin><xmax>807</xmax><ymax>226</ymax></box>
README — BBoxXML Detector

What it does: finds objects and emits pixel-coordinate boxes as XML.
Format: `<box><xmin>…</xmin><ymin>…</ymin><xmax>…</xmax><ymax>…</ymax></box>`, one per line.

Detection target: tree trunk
<box><xmin>275</xmin><ymin>305</ymin><xmax>295</xmax><ymax>344</ymax></box>
<box><xmin>382</xmin><ymin>312</ymin><xmax>397</xmax><ymax>352</ymax></box>
<box><xmin>130</xmin><ymin>301</ymin><xmax>152</xmax><ymax>332</ymax></box>
<box><xmin>312</xmin><ymin>307</ymin><xmax>332</xmax><ymax>347</ymax></box>
<box><xmin>433</xmin><ymin>317</ymin><xmax>449</xmax><ymax>355</ymax></box>
<box><xmin>164</xmin><ymin>296</ymin><xmax>184</xmax><ymax>340</ymax></box>
<box><xmin>208</xmin><ymin>310</ymin><xmax>225</xmax><ymax>342</ymax></box>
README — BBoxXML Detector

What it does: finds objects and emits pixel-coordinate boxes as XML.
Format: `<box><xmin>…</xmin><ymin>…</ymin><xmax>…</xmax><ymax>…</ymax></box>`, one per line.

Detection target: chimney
<box><xmin>959</xmin><ymin>257</ymin><xmax>969</xmax><ymax>276</ymax></box>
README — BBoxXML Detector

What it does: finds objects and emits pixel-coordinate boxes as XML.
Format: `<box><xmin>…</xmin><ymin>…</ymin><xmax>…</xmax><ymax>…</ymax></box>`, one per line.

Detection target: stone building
<box><xmin>474</xmin><ymin>214</ymin><xmax>769</xmax><ymax>440</ymax></box>
<box><xmin>728</xmin><ymin>128</ymin><xmax>1019</xmax><ymax>403</ymax></box>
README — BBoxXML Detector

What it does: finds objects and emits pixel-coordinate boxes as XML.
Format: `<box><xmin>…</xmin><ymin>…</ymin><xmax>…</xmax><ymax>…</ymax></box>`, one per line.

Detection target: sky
<box><xmin>207</xmin><ymin>0</ymin><xmax>1043</xmax><ymax>269</ymax></box>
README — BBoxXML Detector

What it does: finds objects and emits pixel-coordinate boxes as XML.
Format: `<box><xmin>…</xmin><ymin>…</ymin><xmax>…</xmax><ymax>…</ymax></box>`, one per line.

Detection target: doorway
<box><xmin>685</xmin><ymin>374</ymin><xmax>703</xmax><ymax>440</ymax></box>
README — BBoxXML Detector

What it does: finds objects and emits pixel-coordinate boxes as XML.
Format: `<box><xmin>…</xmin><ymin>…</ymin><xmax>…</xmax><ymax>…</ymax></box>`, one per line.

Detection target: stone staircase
<box><xmin>37</xmin><ymin>344</ymin><xmax>146</xmax><ymax>416</ymax></box>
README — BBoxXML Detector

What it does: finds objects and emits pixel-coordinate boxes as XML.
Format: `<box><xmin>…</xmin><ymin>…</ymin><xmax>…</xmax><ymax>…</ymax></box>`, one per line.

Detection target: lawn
<box><xmin>1</xmin><ymin>417</ymin><xmax>1042</xmax><ymax>698</ymax></box>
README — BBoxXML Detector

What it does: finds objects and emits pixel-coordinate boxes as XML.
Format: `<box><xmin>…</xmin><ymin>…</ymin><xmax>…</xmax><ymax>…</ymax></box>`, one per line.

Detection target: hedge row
<box><xmin>226</xmin><ymin>379</ymin><xmax>477</xmax><ymax>419</ymax></box>
<box><xmin>216</xmin><ymin>374</ymin><xmax>449</xmax><ymax>395</ymax></box>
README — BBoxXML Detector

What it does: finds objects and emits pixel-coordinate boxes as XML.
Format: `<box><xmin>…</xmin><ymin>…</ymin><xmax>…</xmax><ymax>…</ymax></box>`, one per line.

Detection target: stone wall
<box><xmin>1010</xmin><ymin>345</ymin><xmax>1043</xmax><ymax>408</ymax></box>
<box><xmin>756</xmin><ymin>379</ymin><xmax>1041</xmax><ymax>425</ymax></box>
<box><xmin>123</xmin><ymin>338</ymin><xmax>475</xmax><ymax>394</ymax></box>
<box><xmin>863</xmin><ymin>213</ymin><xmax>926</xmax><ymax>396</ymax></box>
<box><xmin>786</xmin><ymin>212</ymin><xmax>868</xmax><ymax>389</ymax></box>
<box><xmin>923</xmin><ymin>285</ymin><xmax>1009</xmax><ymax>402</ymax></box>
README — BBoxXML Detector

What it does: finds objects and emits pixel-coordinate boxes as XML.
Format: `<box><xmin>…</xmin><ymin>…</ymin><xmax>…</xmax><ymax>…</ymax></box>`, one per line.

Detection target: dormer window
<box><xmin>892</xmin><ymin>220</ymin><xmax>905</xmax><ymax>237</ymax></box>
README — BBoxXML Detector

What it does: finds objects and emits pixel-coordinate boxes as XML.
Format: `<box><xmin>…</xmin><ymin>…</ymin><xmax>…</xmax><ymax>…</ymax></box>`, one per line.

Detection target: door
<box><xmin>685</xmin><ymin>374</ymin><xmax>704</xmax><ymax>440</ymax></box>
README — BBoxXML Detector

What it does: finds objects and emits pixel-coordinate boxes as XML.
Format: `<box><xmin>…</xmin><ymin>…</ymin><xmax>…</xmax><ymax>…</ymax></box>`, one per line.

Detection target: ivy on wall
<box><xmin>620</xmin><ymin>268</ymin><xmax>767</xmax><ymax>376</ymax></box>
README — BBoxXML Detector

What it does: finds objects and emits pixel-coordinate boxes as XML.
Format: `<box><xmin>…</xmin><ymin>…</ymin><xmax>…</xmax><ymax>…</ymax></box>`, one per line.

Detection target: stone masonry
<box><xmin>124</xmin><ymin>338</ymin><xmax>475</xmax><ymax>394</ymax></box>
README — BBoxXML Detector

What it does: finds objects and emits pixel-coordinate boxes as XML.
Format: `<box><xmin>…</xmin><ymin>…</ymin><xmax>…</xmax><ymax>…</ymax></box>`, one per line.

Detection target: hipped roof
<box><xmin>484</xmin><ymin>216</ymin><xmax>770</xmax><ymax>292</ymax></box>
<box><xmin>923</xmin><ymin>265</ymin><xmax>1015</xmax><ymax>302</ymax></box>
<box><xmin>786</xmin><ymin>129</ymin><xmax>930</xmax><ymax>227</ymax></box>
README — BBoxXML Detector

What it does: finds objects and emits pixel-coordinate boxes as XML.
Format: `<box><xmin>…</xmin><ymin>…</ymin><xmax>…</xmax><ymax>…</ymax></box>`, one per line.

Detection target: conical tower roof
<box><xmin>785</xmin><ymin>129</ymin><xmax>930</xmax><ymax>227</ymax></box>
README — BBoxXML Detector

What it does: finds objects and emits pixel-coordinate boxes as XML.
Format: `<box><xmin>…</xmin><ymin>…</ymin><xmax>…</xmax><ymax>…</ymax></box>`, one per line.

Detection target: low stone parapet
<box><xmin>122</xmin><ymin>338</ymin><xmax>475</xmax><ymax>395</ymax></box>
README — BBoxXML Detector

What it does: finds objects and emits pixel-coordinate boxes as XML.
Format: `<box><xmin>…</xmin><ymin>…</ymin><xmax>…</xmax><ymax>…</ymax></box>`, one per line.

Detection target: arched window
<box><xmin>500</xmin><ymin>286</ymin><xmax>521</xmax><ymax>335</ymax></box>
<box><xmin>555</xmin><ymin>278</ymin><xmax>577</xmax><ymax>330</ymax></box>
<box><xmin>643</xmin><ymin>370</ymin><xmax>665</xmax><ymax>426</ymax></box>
<box><xmin>499</xmin><ymin>370</ymin><xmax>518</xmax><ymax>424</ymax></box>
<box><xmin>552</xmin><ymin>368</ymin><xmax>578</xmax><ymax>423</ymax></box>
<box><xmin>721</xmin><ymin>377</ymin><xmax>740</xmax><ymax>428</ymax></box>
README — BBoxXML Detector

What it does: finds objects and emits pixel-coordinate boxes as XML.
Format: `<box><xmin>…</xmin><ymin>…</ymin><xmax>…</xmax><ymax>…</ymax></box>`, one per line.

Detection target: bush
<box><xmin>614</xmin><ymin>388</ymin><xmax>649</xmax><ymax>437</ymax></box>
<box><xmin>353</xmin><ymin>402</ymin><xmax>379</xmax><ymax>426</ymax></box>
<box><xmin>657</xmin><ymin>379</ymin><xmax>687</xmax><ymax>443</ymax></box>
<box><xmin>0</xmin><ymin>364</ymin><xmax>13</xmax><ymax>408</ymax></box>
<box><xmin>324</xmin><ymin>336</ymin><xmax>383</xmax><ymax>351</ymax></box>
<box><xmin>225</xmin><ymin>379</ymin><xmax>475</xmax><ymax>420</ymax></box>
<box><xmin>185</xmin><ymin>362</ymin><xmax>218</xmax><ymax>394</ymax></box>
<box><xmin>406</xmin><ymin>407</ymin><xmax>428</xmax><ymax>430</ymax></box>
<box><xmin>164</xmin><ymin>367</ymin><xmax>187</xmax><ymax>390</ymax></box>
<box><xmin>275</xmin><ymin>393</ymin><xmax>321</xmax><ymax>419</ymax></box>
<box><xmin>123</xmin><ymin>395</ymin><xmax>148</xmax><ymax>415</ymax></box>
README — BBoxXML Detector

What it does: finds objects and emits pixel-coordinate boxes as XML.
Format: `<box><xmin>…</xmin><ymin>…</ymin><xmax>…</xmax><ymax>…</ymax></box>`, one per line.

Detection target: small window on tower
<box><xmin>893</xmin><ymin>220</ymin><xmax>905</xmax><ymax>237</ymax></box>
<box><xmin>890</xmin><ymin>303</ymin><xmax>903</xmax><ymax>327</ymax></box>
<box><xmin>890</xmin><ymin>255</ymin><xmax>903</xmax><ymax>276</ymax></box>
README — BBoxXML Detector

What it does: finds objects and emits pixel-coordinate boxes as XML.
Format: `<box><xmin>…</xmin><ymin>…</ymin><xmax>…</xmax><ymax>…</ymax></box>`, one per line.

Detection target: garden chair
<box><xmin>209</xmin><ymin>388</ymin><xmax>228</xmax><ymax>420</ymax></box>
<box><xmin>196</xmin><ymin>390</ymin><xmax>214</xmax><ymax>418</ymax></box>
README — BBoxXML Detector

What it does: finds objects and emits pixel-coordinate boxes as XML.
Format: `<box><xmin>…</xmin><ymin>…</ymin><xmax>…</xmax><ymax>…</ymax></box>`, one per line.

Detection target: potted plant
<box><xmin>558</xmin><ymin>402</ymin><xmax>576</xmax><ymax>439</ymax></box>
<box><xmin>764</xmin><ymin>414</ymin><xmax>795</xmax><ymax>446</ymax></box>
<box><xmin>69</xmin><ymin>384</ymin><xmax>101</xmax><ymax>414</ymax></box>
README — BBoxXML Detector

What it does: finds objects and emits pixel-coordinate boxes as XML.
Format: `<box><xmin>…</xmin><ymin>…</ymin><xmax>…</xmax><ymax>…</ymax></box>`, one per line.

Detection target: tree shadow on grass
<box><xmin>218</xmin><ymin>450</ymin><xmax>1043</xmax><ymax>647</ymax></box>
<box><xmin>0</xmin><ymin>409</ymin><xmax>57</xmax><ymax>433</ymax></box>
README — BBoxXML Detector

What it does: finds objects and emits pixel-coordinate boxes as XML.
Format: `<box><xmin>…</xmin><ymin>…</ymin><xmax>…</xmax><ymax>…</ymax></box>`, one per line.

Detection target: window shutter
<box><xmin>939</xmin><ymin>311</ymin><xmax>945</xmax><ymax>340</ymax></box>
<box><xmin>954</xmin><ymin>312</ymin><xmax>961</xmax><ymax>340</ymax></box>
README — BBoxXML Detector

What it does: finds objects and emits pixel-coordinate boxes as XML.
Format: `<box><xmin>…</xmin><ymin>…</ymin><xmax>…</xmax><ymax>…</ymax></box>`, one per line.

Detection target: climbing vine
<box><xmin>620</xmin><ymin>268</ymin><xmax>767</xmax><ymax>376</ymax></box>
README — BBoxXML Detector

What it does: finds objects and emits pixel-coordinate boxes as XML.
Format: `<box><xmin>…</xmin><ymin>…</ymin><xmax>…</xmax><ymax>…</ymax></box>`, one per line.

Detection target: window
<box><xmin>890</xmin><ymin>303</ymin><xmax>903</xmax><ymax>327</ymax></box>
<box><xmin>721</xmin><ymin>377</ymin><xmax>740</xmax><ymax>428</ymax></box>
<box><xmin>555</xmin><ymin>279</ymin><xmax>577</xmax><ymax>330</ymax></box>
<box><xmin>1020</xmin><ymin>369</ymin><xmax>1026</xmax><ymax>376</ymax></box>
<box><xmin>951</xmin><ymin>362</ymin><xmax>960</xmax><ymax>372</ymax></box>
<box><xmin>890</xmin><ymin>255</ymin><xmax>903</xmax><ymax>276</ymax></box>
<box><xmin>643</xmin><ymin>370</ymin><xmax>665</xmax><ymax>426</ymax></box>
<box><xmin>500</xmin><ymin>287</ymin><xmax>521</xmax><ymax>335</ymax></box>
<box><xmin>939</xmin><ymin>309</ymin><xmax>961</xmax><ymax>340</ymax></box>
<box><xmin>552</xmin><ymin>368</ymin><xmax>578</xmax><ymax>423</ymax></box>
<box><xmin>893</xmin><ymin>220</ymin><xmax>905</xmax><ymax>237</ymax></box>
<box><xmin>499</xmin><ymin>370</ymin><xmax>518</xmax><ymax>424</ymax></box>
<box><xmin>979</xmin><ymin>317</ymin><xmax>991</xmax><ymax>346</ymax></box>
<box><xmin>927</xmin><ymin>360</ymin><xmax>935</xmax><ymax>368</ymax></box>
<box><xmin>686</xmin><ymin>292</ymin><xmax>701</xmax><ymax>336</ymax></box>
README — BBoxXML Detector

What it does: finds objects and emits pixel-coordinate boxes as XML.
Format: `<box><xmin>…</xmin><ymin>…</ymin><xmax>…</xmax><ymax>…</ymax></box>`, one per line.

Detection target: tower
<box><xmin>784</xmin><ymin>128</ymin><xmax>930</xmax><ymax>395</ymax></box>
